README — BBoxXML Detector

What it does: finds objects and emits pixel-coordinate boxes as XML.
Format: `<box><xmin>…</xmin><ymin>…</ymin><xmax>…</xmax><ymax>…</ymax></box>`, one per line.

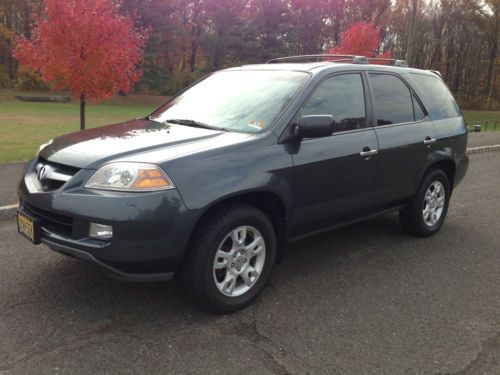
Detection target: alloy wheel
<box><xmin>422</xmin><ymin>181</ymin><xmax>445</xmax><ymax>227</ymax></box>
<box><xmin>213</xmin><ymin>226</ymin><xmax>266</xmax><ymax>297</ymax></box>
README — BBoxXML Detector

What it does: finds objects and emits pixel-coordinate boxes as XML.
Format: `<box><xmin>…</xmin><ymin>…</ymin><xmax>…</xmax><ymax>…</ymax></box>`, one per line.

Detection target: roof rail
<box><xmin>266</xmin><ymin>54</ymin><xmax>368</xmax><ymax>64</ymax></box>
<box><xmin>266</xmin><ymin>54</ymin><xmax>409</xmax><ymax>67</ymax></box>
<box><xmin>367</xmin><ymin>58</ymin><xmax>408</xmax><ymax>67</ymax></box>
<box><xmin>429</xmin><ymin>70</ymin><xmax>442</xmax><ymax>77</ymax></box>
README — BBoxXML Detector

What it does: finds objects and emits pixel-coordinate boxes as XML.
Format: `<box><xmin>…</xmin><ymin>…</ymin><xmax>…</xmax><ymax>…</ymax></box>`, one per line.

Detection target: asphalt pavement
<box><xmin>0</xmin><ymin>162</ymin><xmax>24</xmax><ymax>206</ymax></box>
<box><xmin>0</xmin><ymin>152</ymin><xmax>499</xmax><ymax>374</ymax></box>
<box><xmin>467</xmin><ymin>131</ymin><xmax>500</xmax><ymax>148</ymax></box>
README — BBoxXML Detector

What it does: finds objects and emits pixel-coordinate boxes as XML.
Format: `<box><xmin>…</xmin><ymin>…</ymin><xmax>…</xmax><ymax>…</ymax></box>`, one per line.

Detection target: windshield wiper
<box><xmin>164</xmin><ymin>119</ymin><xmax>229</xmax><ymax>132</ymax></box>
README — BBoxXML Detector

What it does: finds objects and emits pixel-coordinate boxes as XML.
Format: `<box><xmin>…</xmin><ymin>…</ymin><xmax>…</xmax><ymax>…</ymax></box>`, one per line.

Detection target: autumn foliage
<box><xmin>329</xmin><ymin>20</ymin><xmax>391</xmax><ymax>59</ymax></box>
<box><xmin>3</xmin><ymin>0</ymin><xmax>497</xmax><ymax>109</ymax></box>
<box><xmin>14</xmin><ymin>0</ymin><xmax>148</xmax><ymax>103</ymax></box>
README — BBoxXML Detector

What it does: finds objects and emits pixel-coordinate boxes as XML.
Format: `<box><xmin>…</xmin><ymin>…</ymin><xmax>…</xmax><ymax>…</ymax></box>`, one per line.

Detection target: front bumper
<box><xmin>18</xmin><ymin>159</ymin><xmax>201</xmax><ymax>281</ymax></box>
<box><xmin>41</xmin><ymin>237</ymin><xmax>175</xmax><ymax>282</ymax></box>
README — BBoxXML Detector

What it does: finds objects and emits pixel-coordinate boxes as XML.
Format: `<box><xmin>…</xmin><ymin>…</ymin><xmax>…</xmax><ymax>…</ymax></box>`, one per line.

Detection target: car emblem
<box><xmin>37</xmin><ymin>165</ymin><xmax>48</xmax><ymax>182</ymax></box>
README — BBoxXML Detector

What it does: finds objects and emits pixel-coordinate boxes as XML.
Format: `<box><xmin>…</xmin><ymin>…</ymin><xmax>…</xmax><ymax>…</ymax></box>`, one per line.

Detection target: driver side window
<box><xmin>302</xmin><ymin>74</ymin><xmax>366</xmax><ymax>132</ymax></box>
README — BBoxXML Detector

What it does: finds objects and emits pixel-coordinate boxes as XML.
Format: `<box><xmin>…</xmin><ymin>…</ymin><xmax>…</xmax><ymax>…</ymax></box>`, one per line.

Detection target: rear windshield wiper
<box><xmin>164</xmin><ymin>119</ymin><xmax>229</xmax><ymax>132</ymax></box>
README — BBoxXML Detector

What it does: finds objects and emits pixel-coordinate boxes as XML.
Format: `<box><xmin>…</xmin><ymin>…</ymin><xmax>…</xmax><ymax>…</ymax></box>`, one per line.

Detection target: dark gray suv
<box><xmin>17</xmin><ymin>55</ymin><xmax>469</xmax><ymax>312</ymax></box>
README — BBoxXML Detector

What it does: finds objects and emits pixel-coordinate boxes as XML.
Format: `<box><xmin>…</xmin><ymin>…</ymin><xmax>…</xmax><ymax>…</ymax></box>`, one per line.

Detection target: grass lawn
<box><xmin>462</xmin><ymin>110</ymin><xmax>500</xmax><ymax>131</ymax></box>
<box><xmin>0</xmin><ymin>89</ymin><xmax>499</xmax><ymax>163</ymax></box>
<box><xmin>0</xmin><ymin>89</ymin><xmax>167</xmax><ymax>163</ymax></box>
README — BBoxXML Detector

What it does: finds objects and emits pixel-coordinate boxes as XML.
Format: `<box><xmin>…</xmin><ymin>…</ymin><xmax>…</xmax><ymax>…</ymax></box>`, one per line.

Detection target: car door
<box><xmin>290</xmin><ymin>72</ymin><xmax>380</xmax><ymax>234</ymax></box>
<box><xmin>367</xmin><ymin>72</ymin><xmax>437</xmax><ymax>207</ymax></box>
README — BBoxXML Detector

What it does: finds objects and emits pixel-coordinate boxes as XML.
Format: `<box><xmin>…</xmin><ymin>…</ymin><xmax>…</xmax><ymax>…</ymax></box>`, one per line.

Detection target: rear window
<box><xmin>410</xmin><ymin>73</ymin><xmax>461</xmax><ymax>120</ymax></box>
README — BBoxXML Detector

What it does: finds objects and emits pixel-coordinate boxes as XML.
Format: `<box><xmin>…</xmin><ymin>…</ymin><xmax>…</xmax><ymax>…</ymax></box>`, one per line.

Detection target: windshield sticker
<box><xmin>248</xmin><ymin>120</ymin><xmax>265</xmax><ymax>130</ymax></box>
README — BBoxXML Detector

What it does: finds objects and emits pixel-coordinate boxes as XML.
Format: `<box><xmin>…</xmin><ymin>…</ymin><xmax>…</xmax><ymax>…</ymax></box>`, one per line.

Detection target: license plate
<box><xmin>17</xmin><ymin>211</ymin><xmax>41</xmax><ymax>244</ymax></box>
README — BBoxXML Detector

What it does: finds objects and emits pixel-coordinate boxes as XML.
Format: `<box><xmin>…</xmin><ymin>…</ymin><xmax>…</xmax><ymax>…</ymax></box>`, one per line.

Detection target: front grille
<box><xmin>23</xmin><ymin>202</ymin><xmax>73</xmax><ymax>237</ymax></box>
<box><xmin>35</xmin><ymin>158</ymin><xmax>80</xmax><ymax>192</ymax></box>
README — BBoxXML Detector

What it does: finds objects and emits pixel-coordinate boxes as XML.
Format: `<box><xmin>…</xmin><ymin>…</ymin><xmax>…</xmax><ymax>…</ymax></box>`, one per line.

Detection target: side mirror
<box><xmin>294</xmin><ymin>115</ymin><xmax>334</xmax><ymax>139</ymax></box>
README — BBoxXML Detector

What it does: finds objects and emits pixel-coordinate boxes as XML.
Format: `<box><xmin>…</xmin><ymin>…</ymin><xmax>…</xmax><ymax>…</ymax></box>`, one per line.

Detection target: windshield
<box><xmin>150</xmin><ymin>70</ymin><xmax>309</xmax><ymax>133</ymax></box>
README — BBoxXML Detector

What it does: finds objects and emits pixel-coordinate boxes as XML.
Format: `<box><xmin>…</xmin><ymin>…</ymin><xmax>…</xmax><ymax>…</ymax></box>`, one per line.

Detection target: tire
<box><xmin>399</xmin><ymin>169</ymin><xmax>451</xmax><ymax>237</ymax></box>
<box><xmin>181</xmin><ymin>203</ymin><xmax>277</xmax><ymax>313</ymax></box>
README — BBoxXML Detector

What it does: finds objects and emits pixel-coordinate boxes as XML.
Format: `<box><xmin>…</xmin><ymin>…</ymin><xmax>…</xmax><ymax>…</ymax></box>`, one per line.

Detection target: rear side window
<box><xmin>301</xmin><ymin>73</ymin><xmax>366</xmax><ymax>132</ymax></box>
<box><xmin>413</xmin><ymin>95</ymin><xmax>427</xmax><ymax>120</ymax></box>
<box><xmin>369</xmin><ymin>73</ymin><xmax>414</xmax><ymax>126</ymax></box>
<box><xmin>410</xmin><ymin>73</ymin><xmax>460</xmax><ymax>119</ymax></box>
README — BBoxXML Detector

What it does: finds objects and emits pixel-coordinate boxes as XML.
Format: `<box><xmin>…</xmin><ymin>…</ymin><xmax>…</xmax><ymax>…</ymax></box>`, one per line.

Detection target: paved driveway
<box><xmin>0</xmin><ymin>154</ymin><xmax>499</xmax><ymax>374</ymax></box>
<box><xmin>467</xmin><ymin>131</ymin><xmax>500</xmax><ymax>148</ymax></box>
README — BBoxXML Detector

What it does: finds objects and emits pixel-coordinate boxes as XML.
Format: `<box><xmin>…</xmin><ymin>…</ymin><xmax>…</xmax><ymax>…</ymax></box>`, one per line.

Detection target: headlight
<box><xmin>85</xmin><ymin>162</ymin><xmax>175</xmax><ymax>191</ymax></box>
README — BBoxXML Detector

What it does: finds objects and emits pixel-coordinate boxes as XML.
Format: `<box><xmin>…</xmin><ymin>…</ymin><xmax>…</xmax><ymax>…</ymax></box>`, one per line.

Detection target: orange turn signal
<box><xmin>132</xmin><ymin>169</ymin><xmax>171</xmax><ymax>189</ymax></box>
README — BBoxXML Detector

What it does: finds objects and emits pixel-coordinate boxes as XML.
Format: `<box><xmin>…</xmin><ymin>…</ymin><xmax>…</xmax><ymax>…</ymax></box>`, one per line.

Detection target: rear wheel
<box><xmin>182</xmin><ymin>203</ymin><xmax>276</xmax><ymax>312</ymax></box>
<box><xmin>399</xmin><ymin>169</ymin><xmax>451</xmax><ymax>236</ymax></box>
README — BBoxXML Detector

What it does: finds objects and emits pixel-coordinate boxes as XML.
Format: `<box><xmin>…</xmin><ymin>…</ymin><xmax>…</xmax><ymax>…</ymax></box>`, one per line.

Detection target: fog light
<box><xmin>89</xmin><ymin>222</ymin><xmax>113</xmax><ymax>240</ymax></box>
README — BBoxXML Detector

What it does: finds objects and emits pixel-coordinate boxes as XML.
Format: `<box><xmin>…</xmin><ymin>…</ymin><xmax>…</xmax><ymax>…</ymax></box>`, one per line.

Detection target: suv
<box><xmin>17</xmin><ymin>55</ymin><xmax>468</xmax><ymax>312</ymax></box>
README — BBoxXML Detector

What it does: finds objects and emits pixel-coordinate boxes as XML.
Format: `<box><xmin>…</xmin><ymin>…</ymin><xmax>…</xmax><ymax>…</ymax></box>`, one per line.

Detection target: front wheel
<box><xmin>399</xmin><ymin>169</ymin><xmax>451</xmax><ymax>237</ymax></box>
<box><xmin>181</xmin><ymin>204</ymin><xmax>277</xmax><ymax>313</ymax></box>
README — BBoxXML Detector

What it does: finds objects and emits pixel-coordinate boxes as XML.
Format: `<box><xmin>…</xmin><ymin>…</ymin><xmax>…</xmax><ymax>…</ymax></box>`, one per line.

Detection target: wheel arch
<box><xmin>420</xmin><ymin>158</ymin><xmax>457</xmax><ymax>192</ymax></box>
<box><xmin>187</xmin><ymin>191</ymin><xmax>290</xmax><ymax>265</ymax></box>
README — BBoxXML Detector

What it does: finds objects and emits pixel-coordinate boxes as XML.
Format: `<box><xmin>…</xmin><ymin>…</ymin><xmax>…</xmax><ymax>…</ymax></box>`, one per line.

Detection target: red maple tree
<box><xmin>328</xmin><ymin>20</ymin><xmax>391</xmax><ymax>60</ymax></box>
<box><xmin>14</xmin><ymin>0</ymin><xmax>148</xmax><ymax>130</ymax></box>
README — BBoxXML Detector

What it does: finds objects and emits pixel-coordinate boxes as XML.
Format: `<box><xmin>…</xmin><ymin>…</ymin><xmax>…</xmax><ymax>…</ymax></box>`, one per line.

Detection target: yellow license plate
<box><xmin>17</xmin><ymin>212</ymin><xmax>40</xmax><ymax>244</ymax></box>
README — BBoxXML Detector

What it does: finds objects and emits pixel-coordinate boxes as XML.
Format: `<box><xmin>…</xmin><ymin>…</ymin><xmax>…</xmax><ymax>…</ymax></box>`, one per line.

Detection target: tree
<box><xmin>329</xmin><ymin>20</ymin><xmax>392</xmax><ymax>59</ymax></box>
<box><xmin>202</xmin><ymin>0</ymin><xmax>249</xmax><ymax>70</ymax></box>
<box><xmin>14</xmin><ymin>0</ymin><xmax>147</xmax><ymax>130</ymax></box>
<box><xmin>467</xmin><ymin>0</ymin><xmax>499</xmax><ymax>108</ymax></box>
<box><xmin>0</xmin><ymin>0</ymin><xmax>34</xmax><ymax>81</ymax></box>
<box><xmin>289</xmin><ymin>0</ymin><xmax>327</xmax><ymax>54</ymax></box>
<box><xmin>245</xmin><ymin>0</ymin><xmax>293</xmax><ymax>61</ymax></box>
<box><xmin>3</xmin><ymin>0</ymin><xmax>497</xmax><ymax>109</ymax></box>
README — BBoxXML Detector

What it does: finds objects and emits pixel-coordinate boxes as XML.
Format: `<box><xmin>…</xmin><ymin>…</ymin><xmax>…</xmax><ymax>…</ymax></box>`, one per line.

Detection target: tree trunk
<box><xmin>484</xmin><ymin>9</ymin><xmax>498</xmax><ymax>109</ymax></box>
<box><xmin>80</xmin><ymin>93</ymin><xmax>86</xmax><ymax>130</ymax></box>
<box><xmin>405</xmin><ymin>0</ymin><xmax>418</xmax><ymax>65</ymax></box>
<box><xmin>485</xmin><ymin>41</ymin><xmax>498</xmax><ymax>109</ymax></box>
<box><xmin>189</xmin><ymin>2</ymin><xmax>202</xmax><ymax>73</ymax></box>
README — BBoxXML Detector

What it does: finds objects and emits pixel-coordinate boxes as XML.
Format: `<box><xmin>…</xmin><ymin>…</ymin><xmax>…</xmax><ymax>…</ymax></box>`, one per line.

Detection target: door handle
<box><xmin>423</xmin><ymin>136</ymin><xmax>436</xmax><ymax>145</ymax></box>
<box><xmin>360</xmin><ymin>148</ymin><xmax>379</xmax><ymax>157</ymax></box>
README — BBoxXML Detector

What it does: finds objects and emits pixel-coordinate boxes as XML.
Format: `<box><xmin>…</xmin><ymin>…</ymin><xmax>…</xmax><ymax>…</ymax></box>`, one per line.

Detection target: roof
<box><xmin>225</xmin><ymin>54</ymin><xmax>437</xmax><ymax>76</ymax></box>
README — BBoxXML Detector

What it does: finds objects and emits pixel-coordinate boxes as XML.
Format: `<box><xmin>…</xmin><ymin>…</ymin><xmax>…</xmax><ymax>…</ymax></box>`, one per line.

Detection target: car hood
<box><xmin>39</xmin><ymin>119</ymin><xmax>230</xmax><ymax>169</ymax></box>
